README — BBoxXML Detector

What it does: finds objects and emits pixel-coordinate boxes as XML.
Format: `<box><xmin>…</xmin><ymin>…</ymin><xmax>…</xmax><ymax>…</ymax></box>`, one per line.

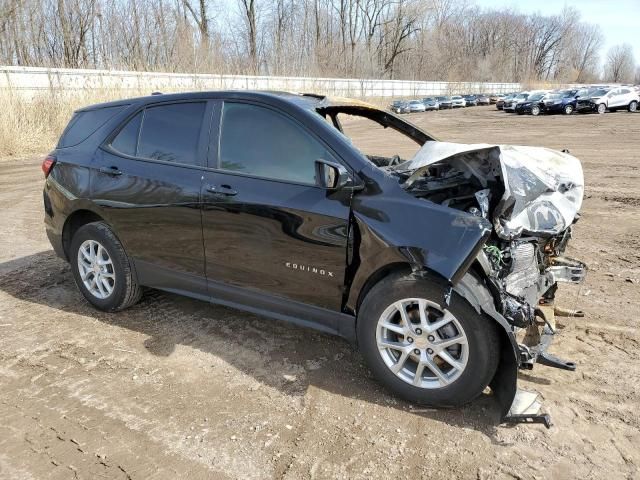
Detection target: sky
<box><xmin>473</xmin><ymin>0</ymin><xmax>640</xmax><ymax>65</ymax></box>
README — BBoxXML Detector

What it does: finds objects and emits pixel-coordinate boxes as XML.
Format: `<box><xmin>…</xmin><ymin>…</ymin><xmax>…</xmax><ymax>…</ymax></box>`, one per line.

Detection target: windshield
<box><xmin>452</xmin><ymin>96</ymin><xmax>462</xmax><ymax>99</ymax></box>
<box><xmin>592</xmin><ymin>89</ymin><xmax>609</xmax><ymax>97</ymax></box>
<box><xmin>515</xmin><ymin>93</ymin><xmax>528</xmax><ymax>100</ymax></box>
<box><xmin>546</xmin><ymin>93</ymin><xmax>562</xmax><ymax>100</ymax></box>
<box><xmin>529</xmin><ymin>93</ymin><xmax>545</xmax><ymax>101</ymax></box>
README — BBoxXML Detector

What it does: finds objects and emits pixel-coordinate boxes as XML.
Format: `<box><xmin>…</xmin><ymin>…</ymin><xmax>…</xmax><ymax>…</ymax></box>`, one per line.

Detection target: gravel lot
<box><xmin>1</xmin><ymin>107</ymin><xmax>639</xmax><ymax>479</ymax></box>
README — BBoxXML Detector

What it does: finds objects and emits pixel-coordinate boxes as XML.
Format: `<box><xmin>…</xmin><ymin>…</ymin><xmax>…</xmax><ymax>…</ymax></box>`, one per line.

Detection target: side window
<box><xmin>111</xmin><ymin>102</ymin><xmax>206</xmax><ymax>166</ymax></box>
<box><xmin>219</xmin><ymin>102</ymin><xmax>334</xmax><ymax>185</ymax></box>
<box><xmin>59</xmin><ymin>105</ymin><xmax>125</xmax><ymax>148</ymax></box>
<box><xmin>111</xmin><ymin>112</ymin><xmax>142</xmax><ymax>156</ymax></box>
<box><xmin>621</xmin><ymin>89</ymin><xmax>630</xmax><ymax>94</ymax></box>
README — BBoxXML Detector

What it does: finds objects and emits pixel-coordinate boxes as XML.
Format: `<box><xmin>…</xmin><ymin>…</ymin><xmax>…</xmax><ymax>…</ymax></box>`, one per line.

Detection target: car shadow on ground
<box><xmin>0</xmin><ymin>251</ymin><xmax>513</xmax><ymax>441</ymax></box>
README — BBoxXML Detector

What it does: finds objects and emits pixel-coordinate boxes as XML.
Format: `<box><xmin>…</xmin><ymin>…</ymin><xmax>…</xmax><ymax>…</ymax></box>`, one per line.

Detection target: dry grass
<box><xmin>0</xmin><ymin>88</ymin><xmax>152</xmax><ymax>157</ymax></box>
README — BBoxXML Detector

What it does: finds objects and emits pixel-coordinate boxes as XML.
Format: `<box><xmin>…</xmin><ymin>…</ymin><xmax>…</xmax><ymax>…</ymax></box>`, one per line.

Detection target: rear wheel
<box><xmin>564</xmin><ymin>104</ymin><xmax>574</xmax><ymax>115</ymax></box>
<box><xmin>70</xmin><ymin>222</ymin><xmax>142</xmax><ymax>311</ymax></box>
<box><xmin>597</xmin><ymin>103</ymin><xmax>606</xmax><ymax>114</ymax></box>
<box><xmin>630</xmin><ymin>101</ymin><xmax>638</xmax><ymax>112</ymax></box>
<box><xmin>357</xmin><ymin>273</ymin><xmax>499</xmax><ymax>406</ymax></box>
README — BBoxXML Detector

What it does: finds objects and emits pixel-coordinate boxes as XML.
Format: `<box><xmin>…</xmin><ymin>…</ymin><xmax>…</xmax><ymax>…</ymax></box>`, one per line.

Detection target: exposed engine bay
<box><xmin>379</xmin><ymin>141</ymin><xmax>587</xmax><ymax>333</ymax></box>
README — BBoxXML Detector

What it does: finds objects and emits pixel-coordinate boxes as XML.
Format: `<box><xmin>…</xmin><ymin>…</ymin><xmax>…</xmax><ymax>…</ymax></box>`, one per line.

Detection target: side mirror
<box><xmin>315</xmin><ymin>159</ymin><xmax>362</xmax><ymax>190</ymax></box>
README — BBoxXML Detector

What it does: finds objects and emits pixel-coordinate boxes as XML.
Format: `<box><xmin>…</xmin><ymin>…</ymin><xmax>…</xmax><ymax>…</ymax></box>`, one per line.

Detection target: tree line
<box><xmin>1</xmin><ymin>0</ymin><xmax>638</xmax><ymax>84</ymax></box>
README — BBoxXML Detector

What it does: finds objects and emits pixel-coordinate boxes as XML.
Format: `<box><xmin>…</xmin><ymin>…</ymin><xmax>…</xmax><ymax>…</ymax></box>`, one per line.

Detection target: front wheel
<box><xmin>564</xmin><ymin>104</ymin><xmax>574</xmax><ymax>115</ymax></box>
<box><xmin>629</xmin><ymin>101</ymin><xmax>638</xmax><ymax>112</ymax></box>
<box><xmin>357</xmin><ymin>273</ymin><xmax>499</xmax><ymax>407</ymax></box>
<box><xmin>70</xmin><ymin>221</ymin><xmax>142</xmax><ymax>311</ymax></box>
<box><xmin>597</xmin><ymin>103</ymin><xmax>606</xmax><ymax>114</ymax></box>
<box><xmin>531</xmin><ymin>105</ymin><xmax>541</xmax><ymax>116</ymax></box>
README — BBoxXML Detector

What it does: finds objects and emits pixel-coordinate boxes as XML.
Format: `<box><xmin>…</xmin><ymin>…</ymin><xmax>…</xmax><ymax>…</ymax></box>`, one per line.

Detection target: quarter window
<box><xmin>219</xmin><ymin>102</ymin><xmax>334</xmax><ymax>185</ymax></box>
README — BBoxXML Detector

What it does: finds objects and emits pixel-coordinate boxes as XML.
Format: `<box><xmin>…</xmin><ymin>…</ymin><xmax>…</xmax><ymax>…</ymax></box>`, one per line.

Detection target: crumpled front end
<box><xmin>394</xmin><ymin>141</ymin><xmax>588</xmax><ymax>426</ymax></box>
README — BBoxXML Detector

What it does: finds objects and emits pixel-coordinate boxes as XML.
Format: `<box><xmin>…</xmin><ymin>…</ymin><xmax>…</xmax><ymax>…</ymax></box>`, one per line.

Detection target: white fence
<box><xmin>0</xmin><ymin>66</ymin><xmax>521</xmax><ymax>98</ymax></box>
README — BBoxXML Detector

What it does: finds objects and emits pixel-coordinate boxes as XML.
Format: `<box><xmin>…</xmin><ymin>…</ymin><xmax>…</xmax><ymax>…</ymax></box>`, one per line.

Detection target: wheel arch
<box><xmin>61</xmin><ymin>209</ymin><xmax>108</xmax><ymax>260</ymax></box>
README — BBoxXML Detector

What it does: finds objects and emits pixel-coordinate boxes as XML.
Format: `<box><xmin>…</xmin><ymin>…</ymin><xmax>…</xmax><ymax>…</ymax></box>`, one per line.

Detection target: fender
<box><xmin>344</xmin><ymin>166</ymin><xmax>492</xmax><ymax>313</ymax></box>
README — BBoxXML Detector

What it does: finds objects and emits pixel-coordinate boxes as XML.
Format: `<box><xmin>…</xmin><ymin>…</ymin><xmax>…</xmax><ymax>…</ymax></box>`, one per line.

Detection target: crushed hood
<box><xmin>398</xmin><ymin>142</ymin><xmax>584</xmax><ymax>239</ymax></box>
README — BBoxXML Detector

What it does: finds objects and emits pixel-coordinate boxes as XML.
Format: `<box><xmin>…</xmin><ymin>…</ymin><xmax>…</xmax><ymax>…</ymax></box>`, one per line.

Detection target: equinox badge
<box><xmin>285</xmin><ymin>262</ymin><xmax>335</xmax><ymax>277</ymax></box>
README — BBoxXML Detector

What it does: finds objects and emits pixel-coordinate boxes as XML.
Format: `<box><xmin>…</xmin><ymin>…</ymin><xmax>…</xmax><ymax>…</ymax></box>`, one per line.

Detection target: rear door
<box><xmin>94</xmin><ymin>100</ymin><xmax>213</xmax><ymax>294</ymax></box>
<box><xmin>201</xmin><ymin>100</ymin><xmax>352</xmax><ymax>311</ymax></box>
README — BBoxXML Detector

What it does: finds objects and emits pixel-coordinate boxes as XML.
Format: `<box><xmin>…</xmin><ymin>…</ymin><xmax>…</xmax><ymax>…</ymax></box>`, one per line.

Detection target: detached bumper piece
<box><xmin>501</xmin><ymin>294</ymin><xmax>584</xmax><ymax>428</ymax></box>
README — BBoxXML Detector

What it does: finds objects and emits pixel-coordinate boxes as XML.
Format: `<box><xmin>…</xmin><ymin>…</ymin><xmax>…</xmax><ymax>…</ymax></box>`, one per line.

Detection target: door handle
<box><xmin>205</xmin><ymin>184</ymin><xmax>237</xmax><ymax>196</ymax></box>
<box><xmin>99</xmin><ymin>166</ymin><xmax>122</xmax><ymax>176</ymax></box>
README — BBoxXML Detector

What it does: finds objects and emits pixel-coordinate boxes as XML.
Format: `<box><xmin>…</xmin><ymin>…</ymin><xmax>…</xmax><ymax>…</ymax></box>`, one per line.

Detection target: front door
<box><xmin>201</xmin><ymin>101</ymin><xmax>352</xmax><ymax>311</ymax></box>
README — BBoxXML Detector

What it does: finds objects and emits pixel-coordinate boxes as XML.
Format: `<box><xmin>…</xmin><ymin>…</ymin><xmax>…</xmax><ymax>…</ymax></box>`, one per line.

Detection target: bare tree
<box><xmin>605</xmin><ymin>43</ymin><xmax>635</xmax><ymax>83</ymax></box>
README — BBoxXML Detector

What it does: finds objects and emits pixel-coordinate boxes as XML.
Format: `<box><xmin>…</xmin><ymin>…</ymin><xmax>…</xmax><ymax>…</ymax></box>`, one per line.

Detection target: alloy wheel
<box><xmin>531</xmin><ymin>106</ymin><xmax>540</xmax><ymax>116</ymax></box>
<box><xmin>565</xmin><ymin>105</ymin><xmax>573</xmax><ymax>114</ymax></box>
<box><xmin>376</xmin><ymin>298</ymin><xmax>469</xmax><ymax>389</ymax></box>
<box><xmin>77</xmin><ymin>239</ymin><xmax>115</xmax><ymax>299</ymax></box>
<box><xmin>597</xmin><ymin>103</ymin><xmax>606</xmax><ymax>114</ymax></box>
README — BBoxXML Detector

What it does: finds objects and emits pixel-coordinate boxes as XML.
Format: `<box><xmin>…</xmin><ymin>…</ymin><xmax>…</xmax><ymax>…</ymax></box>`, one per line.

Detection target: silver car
<box><xmin>407</xmin><ymin>100</ymin><xmax>426</xmax><ymax>112</ymax></box>
<box><xmin>451</xmin><ymin>95</ymin><xmax>467</xmax><ymax>108</ymax></box>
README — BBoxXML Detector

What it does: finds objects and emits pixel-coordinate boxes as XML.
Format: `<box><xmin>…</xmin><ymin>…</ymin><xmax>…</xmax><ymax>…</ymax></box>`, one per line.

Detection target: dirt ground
<box><xmin>1</xmin><ymin>106</ymin><xmax>639</xmax><ymax>480</ymax></box>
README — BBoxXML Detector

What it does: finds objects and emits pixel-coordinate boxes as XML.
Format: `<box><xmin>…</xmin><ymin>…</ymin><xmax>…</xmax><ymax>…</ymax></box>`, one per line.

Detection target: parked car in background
<box><xmin>582</xmin><ymin>87</ymin><xmax>639</xmax><ymax>113</ymax></box>
<box><xmin>438</xmin><ymin>96</ymin><xmax>453</xmax><ymax>109</ymax></box>
<box><xmin>515</xmin><ymin>92</ymin><xmax>547</xmax><ymax>115</ymax></box>
<box><xmin>490</xmin><ymin>94</ymin><xmax>505</xmax><ymax>104</ymax></box>
<box><xmin>542</xmin><ymin>90</ymin><xmax>579</xmax><ymax>115</ymax></box>
<box><xmin>575</xmin><ymin>88</ymin><xmax>611</xmax><ymax>113</ymax></box>
<box><xmin>463</xmin><ymin>95</ymin><xmax>478</xmax><ymax>106</ymax></box>
<box><xmin>390</xmin><ymin>100</ymin><xmax>405</xmax><ymax>114</ymax></box>
<box><xmin>407</xmin><ymin>100</ymin><xmax>427</xmax><ymax>112</ymax></box>
<box><xmin>477</xmin><ymin>94</ymin><xmax>490</xmax><ymax>105</ymax></box>
<box><xmin>503</xmin><ymin>92</ymin><xmax>530</xmax><ymax>112</ymax></box>
<box><xmin>496</xmin><ymin>94</ymin><xmax>515</xmax><ymax>110</ymax></box>
<box><xmin>422</xmin><ymin>97</ymin><xmax>440</xmax><ymax>110</ymax></box>
<box><xmin>451</xmin><ymin>95</ymin><xmax>466</xmax><ymax>107</ymax></box>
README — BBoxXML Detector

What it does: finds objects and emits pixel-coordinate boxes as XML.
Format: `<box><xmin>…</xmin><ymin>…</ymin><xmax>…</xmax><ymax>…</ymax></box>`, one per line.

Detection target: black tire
<box><xmin>70</xmin><ymin>221</ymin><xmax>142</xmax><ymax>311</ymax></box>
<box><xmin>629</xmin><ymin>101</ymin><xmax>638</xmax><ymax>112</ymax></box>
<box><xmin>357</xmin><ymin>273</ymin><xmax>500</xmax><ymax>407</ymax></box>
<box><xmin>564</xmin><ymin>104</ymin><xmax>573</xmax><ymax>115</ymax></box>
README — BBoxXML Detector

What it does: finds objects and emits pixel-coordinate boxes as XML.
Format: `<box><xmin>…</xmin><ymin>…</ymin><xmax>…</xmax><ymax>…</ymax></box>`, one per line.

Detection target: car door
<box><xmin>607</xmin><ymin>89</ymin><xmax>623</xmax><ymax>108</ymax></box>
<box><xmin>94</xmin><ymin>100</ymin><xmax>213</xmax><ymax>295</ymax></box>
<box><xmin>201</xmin><ymin>100</ymin><xmax>352</xmax><ymax>311</ymax></box>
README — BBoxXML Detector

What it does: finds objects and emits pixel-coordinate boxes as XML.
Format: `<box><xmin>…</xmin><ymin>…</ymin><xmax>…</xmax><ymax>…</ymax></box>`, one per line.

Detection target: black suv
<box><xmin>43</xmin><ymin>91</ymin><xmax>584</xmax><ymax>423</ymax></box>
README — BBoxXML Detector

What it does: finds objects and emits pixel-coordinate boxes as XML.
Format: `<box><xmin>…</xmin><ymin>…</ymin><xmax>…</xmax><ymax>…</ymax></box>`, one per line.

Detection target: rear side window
<box><xmin>110</xmin><ymin>102</ymin><xmax>206</xmax><ymax>166</ymax></box>
<box><xmin>111</xmin><ymin>112</ymin><xmax>142</xmax><ymax>156</ymax></box>
<box><xmin>59</xmin><ymin>105</ymin><xmax>125</xmax><ymax>148</ymax></box>
<box><xmin>219</xmin><ymin>102</ymin><xmax>334</xmax><ymax>185</ymax></box>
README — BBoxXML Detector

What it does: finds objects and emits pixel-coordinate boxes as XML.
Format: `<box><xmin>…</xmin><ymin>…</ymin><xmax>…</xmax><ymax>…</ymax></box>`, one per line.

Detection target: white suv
<box><xmin>594</xmin><ymin>87</ymin><xmax>639</xmax><ymax>113</ymax></box>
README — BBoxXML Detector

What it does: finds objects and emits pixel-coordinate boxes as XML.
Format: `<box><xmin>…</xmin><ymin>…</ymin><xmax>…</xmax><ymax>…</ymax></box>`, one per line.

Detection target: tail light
<box><xmin>42</xmin><ymin>155</ymin><xmax>56</xmax><ymax>177</ymax></box>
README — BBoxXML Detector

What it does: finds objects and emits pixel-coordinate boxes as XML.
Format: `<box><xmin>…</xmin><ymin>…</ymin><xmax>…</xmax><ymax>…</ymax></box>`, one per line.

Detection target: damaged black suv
<box><xmin>43</xmin><ymin>91</ymin><xmax>586</xmax><ymax>425</ymax></box>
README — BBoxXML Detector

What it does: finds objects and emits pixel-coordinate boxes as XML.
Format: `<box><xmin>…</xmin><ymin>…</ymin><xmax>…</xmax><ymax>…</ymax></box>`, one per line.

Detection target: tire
<box><xmin>564</xmin><ymin>104</ymin><xmax>574</xmax><ymax>115</ymax></box>
<box><xmin>70</xmin><ymin>221</ymin><xmax>142</xmax><ymax>312</ymax></box>
<box><xmin>629</xmin><ymin>101</ymin><xmax>638</xmax><ymax>112</ymax></box>
<box><xmin>531</xmin><ymin>105</ymin><xmax>540</xmax><ymax>116</ymax></box>
<box><xmin>357</xmin><ymin>273</ymin><xmax>500</xmax><ymax>407</ymax></box>
<box><xmin>597</xmin><ymin>103</ymin><xmax>606</xmax><ymax>114</ymax></box>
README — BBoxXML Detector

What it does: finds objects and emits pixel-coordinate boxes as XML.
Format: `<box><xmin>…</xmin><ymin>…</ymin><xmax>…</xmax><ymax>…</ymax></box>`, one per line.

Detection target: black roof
<box><xmin>77</xmin><ymin>90</ymin><xmax>328</xmax><ymax>112</ymax></box>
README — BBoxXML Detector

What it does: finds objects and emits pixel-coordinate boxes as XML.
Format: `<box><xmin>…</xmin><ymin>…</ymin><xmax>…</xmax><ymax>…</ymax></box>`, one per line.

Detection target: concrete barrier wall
<box><xmin>0</xmin><ymin>66</ymin><xmax>522</xmax><ymax>98</ymax></box>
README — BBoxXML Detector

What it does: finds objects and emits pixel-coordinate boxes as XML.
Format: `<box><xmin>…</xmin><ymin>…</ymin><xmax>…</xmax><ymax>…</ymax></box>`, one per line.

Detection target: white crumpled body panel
<box><xmin>400</xmin><ymin>141</ymin><xmax>584</xmax><ymax>239</ymax></box>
